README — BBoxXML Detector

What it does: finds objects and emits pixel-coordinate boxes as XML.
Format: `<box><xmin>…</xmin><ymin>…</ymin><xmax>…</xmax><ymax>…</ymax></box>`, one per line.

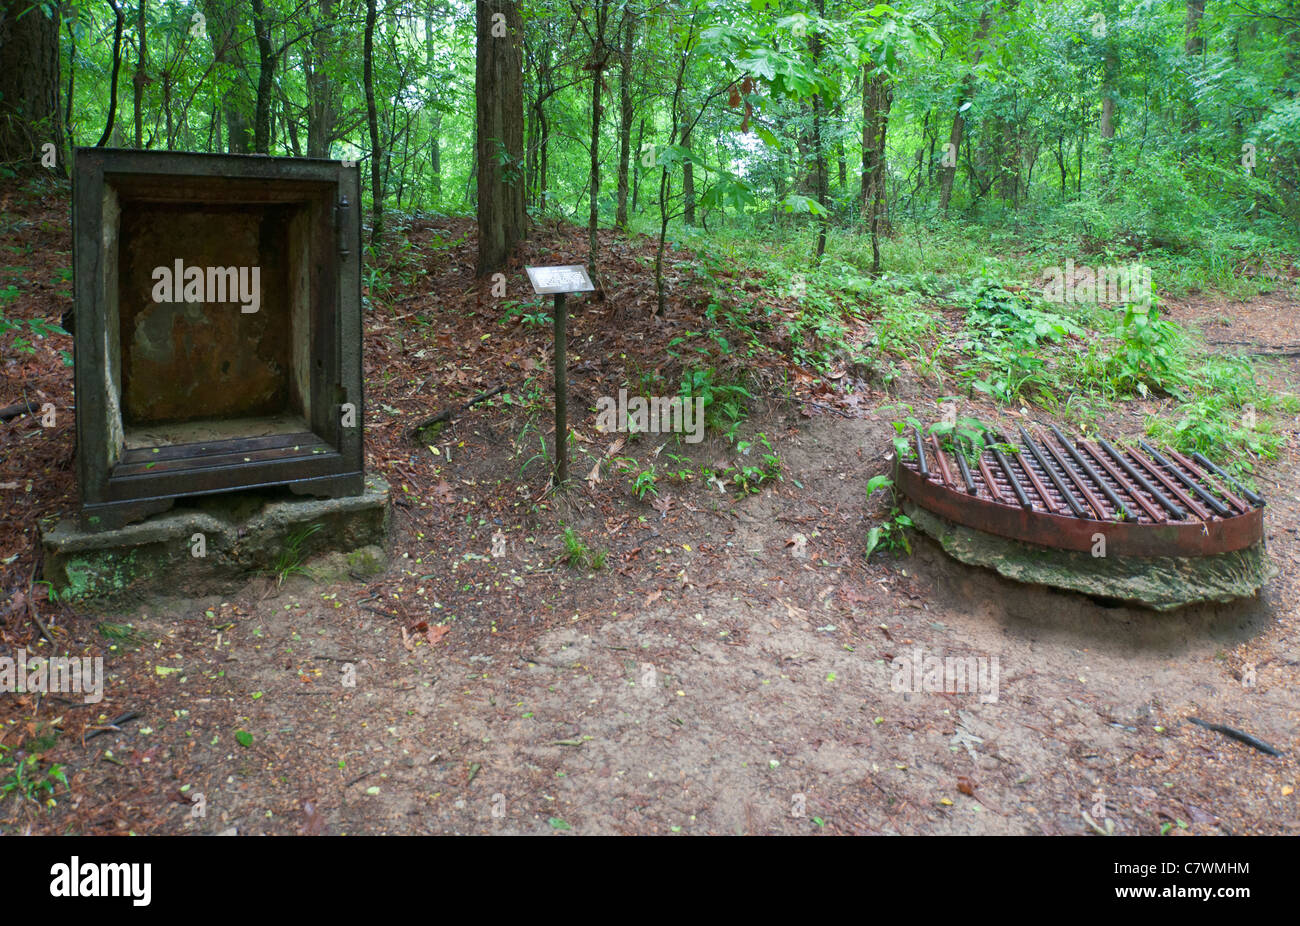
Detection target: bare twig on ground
<box><xmin>1186</xmin><ymin>716</ymin><xmax>1284</xmax><ymax>757</ymax></box>
<box><xmin>407</xmin><ymin>384</ymin><xmax>510</xmax><ymax>440</ymax></box>
<box><xmin>83</xmin><ymin>711</ymin><xmax>141</xmax><ymax>743</ymax></box>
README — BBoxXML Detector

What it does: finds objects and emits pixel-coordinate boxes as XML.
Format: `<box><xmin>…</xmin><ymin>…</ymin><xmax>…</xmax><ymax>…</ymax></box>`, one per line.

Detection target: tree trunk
<box><xmin>430</xmin><ymin>111</ymin><xmax>442</xmax><ymax>201</ymax></box>
<box><xmin>65</xmin><ymin>17</ymin><xmax>75</xmax><ymax>144</ymax></box>
<box><xmin>810</xmin><ymin>0</ymin><xmax>827</xmax><ymax>260</ymax></box>
<box><xmin>1185</xmin><ymin>0</ymin><xmax>1205</xmax><ymax>57</ymax></box>
<box><xmin>475</xmin><ymin>0</ymin><xmax>526</xmax><ymax>277</ymax></box>
<box><xmin>364</xmin><ymin>0</ymin><xmax>383</xmax><ymax>246</ymax></box>
<box><xmin>96</xmin><ymin>0</ymin><xmax>125</xmax><ymax>148</ymax></box>
<box><xmin>425</xmin><ymin>4</ymin><xmax>442</xmax><ymax>202</ymax></box>
<box><xmin>938</xmin><ymin>1</ymin><xmax>1012</xmax><ymax>210</ymax></box>
<box><xmin>631</xmin><ymin>116</ymin><xmax>644</xmax><ymax>213</ymax></box>
<box><xmin>913</xmin><ymin>107</ymin><xmax>929</xmax><ymax>193</ymax></box>
<box><xmin>681</xmin><ymin>121</ymin><xmax>694</xmax><ymax>226</ymax></box>
<box><xmin>861</xmin><ymin>66</ymin><xmax>892</xmax><ymax>272</ymax></box>
<box><xmin>1183</xmin><ymin>0</ymin><xmax>1205</xmax><ymax>134</ymax></box>
<box><xmin>1100</xmin><ymin>44</ymin><xmax>1118</xmax><ymax>181</ymax></box>
<box><xmin>538</xmin><ymin>105</ymin><xmax>548</xmax><ymax>207</ymax></box>
<box><xmin>587</xmin><ymin>0</ymin><xmax>610</xmax><ymax>269</ymax></box>
<box><xmin>250</xmin><ymin>0</ymin><xmax>276</xmax><ymax>154</ymax></box>
<box><xmin>279</xmin><ymin>80</ymin><xmax>301</xmax><ymax>156</ymax></box>
<box><xmin>615</xmin><ymin>9</ymin><xmax>635</xmax><ymax>230</ymax></box>
<box><xmin>133</xmin><ymin>0</ymin><xmax>147</xmax><ymax>147</ymax></box>
<box><xmin>656</xmin><ymin>13</ymin><xmax>693</xmax><ymax>316</ymax></box>
<box><xmin>1056</xmin><ymin>134</ymin><xmax>1067</xmax><ymax>195</ymax></box>
<box><xmin>305</xmin><ymin>0</ymin><xmax>337</xmax><ymax>157</ymax></box>
<box><xmin>0</xmin><ymin>0</ymin><xmax>62</xmax><ymax>165</ymax></box>
<box><xmin>833</xmin><ymin>98</ymin><xmax>846</xmax><ymax>193</ymax></box>
<box><xmin>203</xmin><ymin>0</ymin><xmax>253</xmax><ymax>153</ymax></box>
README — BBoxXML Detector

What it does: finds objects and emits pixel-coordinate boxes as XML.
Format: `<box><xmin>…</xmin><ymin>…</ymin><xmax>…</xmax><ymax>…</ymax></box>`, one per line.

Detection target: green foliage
<box><xmin>1095</xmin><ymin>297</ymin><xmax>1186</xmax><ymax>397</ymax></box>
<box><xmin>1146</xmin><ymin>355</ymin><xmax>1292</xmax><ymax>468</ymax></box>
<box><xmin>728</xmin><ymin>433</ymin><xmax>783</xmax><ymax>495</ymax></box>
<box><xmin>271</xmin><ymin>523</ymin><xmax>324</xmax><ymax>586</ymax></box>
<box><xmin>560</xmin><ymin>527</ymin><xmax>606</xmax><ymax>571</ymax></box>
<box><xmin>630</xmin><ymin>465</ymin><xmax>659</xmax><ymax>500</ymax></box>
<box><xmin>864</xmin><ymin>474</ymin><xmax>912</xmax><ymax>559</ymax></box>
<box><xmin>954</xmin><ymin>282</ymin><xmax>1081</xmax><ymax>405</ymax></box>
<box><xmin>499</xmin><ymin>297</ymin><xmax>552</xmax><ymax>328</ymax></box>
<box><xmin>680</xmin><ymin>367</ymin><xmax>752</xmax><ymax>440</ymax></box>
<box><xmin>890</xmin><ymin>410</ymin><xmax>997</xmax><ymax>465</ymax></box>
<box><xmin>0</xmin><ymin>745</ymin><xmax>68</xmax><ymax>808</ymax></box>
<box><xmin>1</xmin><ymin>286</ymin><xmax>66</xmax><ymax>355</ymax></box>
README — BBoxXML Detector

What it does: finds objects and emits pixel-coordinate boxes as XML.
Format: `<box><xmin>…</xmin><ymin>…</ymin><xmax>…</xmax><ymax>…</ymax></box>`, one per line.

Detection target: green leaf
<box><xmin>235</xmin><ymin>730</ymin><xmax>253</xmax><ymax>748</ymax></box>
<box><xmin>865</xmin><ymin>475</ymin><xmax>894</xmax><ymax>495</ymax></box>
<box><xmin>548</xmin><ymin>817</ymin><xmax>571</xmax><ymax>830</ymax></box>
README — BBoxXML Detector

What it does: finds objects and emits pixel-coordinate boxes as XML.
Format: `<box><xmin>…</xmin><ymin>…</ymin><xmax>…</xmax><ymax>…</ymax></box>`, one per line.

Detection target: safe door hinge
<box><xmin>335</xmin><ymin>194</ymin><xmax>351</xmax><ymax>259</ymax></box>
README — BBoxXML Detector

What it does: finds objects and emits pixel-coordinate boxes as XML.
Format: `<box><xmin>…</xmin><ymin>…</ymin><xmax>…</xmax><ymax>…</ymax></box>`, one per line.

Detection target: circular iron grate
<box><xmin>893</xmin><ymin>424</ymin><xmax>1265</xmax><ymax>557</ymax></box>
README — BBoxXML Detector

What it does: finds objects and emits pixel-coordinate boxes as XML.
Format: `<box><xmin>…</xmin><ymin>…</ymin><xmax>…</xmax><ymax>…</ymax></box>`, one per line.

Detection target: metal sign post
<box><xmin>524</xmin><ymin>264</ymin><xmax>596</xmax><ymax>487</ymax></box>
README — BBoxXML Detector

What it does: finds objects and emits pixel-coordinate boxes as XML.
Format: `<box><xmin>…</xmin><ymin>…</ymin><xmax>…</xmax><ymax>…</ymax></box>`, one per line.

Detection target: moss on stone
<box><xmin>904</xmin><ymin>502</ymin><xmax>1275</xmax><ymax>611</ymax></box>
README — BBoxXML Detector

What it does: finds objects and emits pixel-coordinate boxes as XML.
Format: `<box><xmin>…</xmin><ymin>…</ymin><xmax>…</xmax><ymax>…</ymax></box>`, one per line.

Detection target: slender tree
<box><xmin>364</xmin><ymin>0</ymin><xmax>383</xmax><ymax>245</ymax></box>
<box><xmin>0</xmin><ymin>0</ymin><xmax>62</xmax><ymax>164</ymax></box>
<box><xmin>475</xmin><ymin>0</ymin><xmax>526</xmax><ymax>276</ymax></box>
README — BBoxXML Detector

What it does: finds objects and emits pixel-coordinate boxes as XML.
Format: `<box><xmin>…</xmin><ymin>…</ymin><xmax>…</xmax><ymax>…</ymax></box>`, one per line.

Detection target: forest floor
<box><xmin>2</xmin><ymin>175</ymin><xmax>1298</xmax><ymax>835</ymax></box>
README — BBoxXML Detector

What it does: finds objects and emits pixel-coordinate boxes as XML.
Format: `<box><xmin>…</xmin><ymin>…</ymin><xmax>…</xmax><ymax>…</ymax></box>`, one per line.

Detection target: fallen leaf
<box><xmin>425</xmin><ymin>624</ymin><xmax>449</xmax><ymax>645</ymax></box>
<box><xmin>651</xmin><ymin>494</ymin><xmax>673</xmax><ymax>519</ymax></box>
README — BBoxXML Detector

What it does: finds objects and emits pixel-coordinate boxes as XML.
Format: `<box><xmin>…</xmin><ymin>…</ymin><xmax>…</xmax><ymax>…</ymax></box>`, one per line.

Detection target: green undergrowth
<box><xmin>670</xmin><ymin>220</ymin><xmax>1294</xmax><ymax>480</ymax></box>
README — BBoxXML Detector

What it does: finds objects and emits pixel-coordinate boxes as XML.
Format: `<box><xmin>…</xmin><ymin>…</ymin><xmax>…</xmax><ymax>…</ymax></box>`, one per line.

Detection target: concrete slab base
<box><xmin>904</xmin><ymin>501</ymin><xmax>1275</xmax><ymax>611</ymax></box>
<box><xmin>41</xmin><ymin>475</ymin><xmax>389</xmax><ymax>603</ymax></box>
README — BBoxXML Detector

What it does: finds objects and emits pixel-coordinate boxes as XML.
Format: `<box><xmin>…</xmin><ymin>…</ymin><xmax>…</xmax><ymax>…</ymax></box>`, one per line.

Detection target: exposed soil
<box><xmin>2</xmin><ymin>175</ymin><xmax>1297</xmax><ymax>835</ymax></box>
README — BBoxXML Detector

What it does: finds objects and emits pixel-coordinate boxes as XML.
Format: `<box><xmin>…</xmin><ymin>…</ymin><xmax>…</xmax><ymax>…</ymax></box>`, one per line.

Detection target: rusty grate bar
<box><xmin>1001</xmin><ymin>431</ymin><xmax>1060</xmax><ymax>513</ymax></box>
<box><xmin>976</xmin><ymin>455</ymin><xmax>1006</xmax><ymax>504</ymax></box>
<box><xmin>1042</xmin><ymin>436</ymin><xmax>1108</xmax><ymax>521</ymax></box>
<box><xmin>1078</xmin><ymin>439</ymin><xmax>1166</xmax><ymax>523</ymax></box>
<box><xmin>1049</xmin><ymin>425</ymin><xmax>1134</xmax><ymax>521</ymax></box>
<box><xmin>1192</xmin><ymin>451</ymin><xmax>1265</xmax><ymax>508</ymax></box>
<box><xmin>1097</xmin><ymin>438</ymin><xmax>1187</xmax><ymax>520</ymax></box>
<box><xmin>953</xmin><ymin>439</ymin><xmax>978</xmax><ymax>494</ymax></box>
<box><xmin>893</xmin><ymin>423</ymin><xmax>1265</xmax><ymax>556</ymax></box>
<box><xmin>930</xmin><ymin>434</ymin><xmax>955</xmax><ymax>488</ymax></box>
<box><xmin>990</xmin><ymin>436</ymin><xmax>1032</xmax><ymax>508</ymax></box>
<box><xmin>1168</xmin><ymin>449</ymin><xmax>1249</xmax><ymax>514</ymax></box>
<box><xmin>1127</xmin><ymin>444</ymin><xmax>1211</xmax><ymax>520</ymax></box>
<box><xmin>1137</xmin><ymin>440</ymin><xmax>1233</xmax><ymax>518</ymax></box>
<box><xmin>1017</xmin><ymin>425</ymin><xmax>1087</xmax><ymax>518</ymax></box>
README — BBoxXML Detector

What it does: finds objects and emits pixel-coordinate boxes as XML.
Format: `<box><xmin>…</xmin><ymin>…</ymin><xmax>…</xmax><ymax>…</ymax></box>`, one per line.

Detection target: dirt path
<box><xmin>16</xmin><ymin>396</ymin><xmax>1297</xmax><ymax>836</ymax></box>
<box><xmin>4</xmin><ymin>226</ymin><xmax>1297</xmax><ymax>834</ymax></box>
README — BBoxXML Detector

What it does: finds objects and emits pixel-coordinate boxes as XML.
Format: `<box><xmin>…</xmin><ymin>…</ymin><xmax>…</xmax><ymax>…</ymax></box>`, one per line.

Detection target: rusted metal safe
<box><xmin>72</xmin><ymin>149</ymin><xmax>364</xmax><ymax>530</ymax></box>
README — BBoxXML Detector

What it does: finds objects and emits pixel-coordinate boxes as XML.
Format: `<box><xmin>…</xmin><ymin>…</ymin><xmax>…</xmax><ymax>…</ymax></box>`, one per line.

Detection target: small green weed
<box><xmin>272</xmin><ymin>523</ymin><xmax>323</xmax><ymax>585</ymax></box>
